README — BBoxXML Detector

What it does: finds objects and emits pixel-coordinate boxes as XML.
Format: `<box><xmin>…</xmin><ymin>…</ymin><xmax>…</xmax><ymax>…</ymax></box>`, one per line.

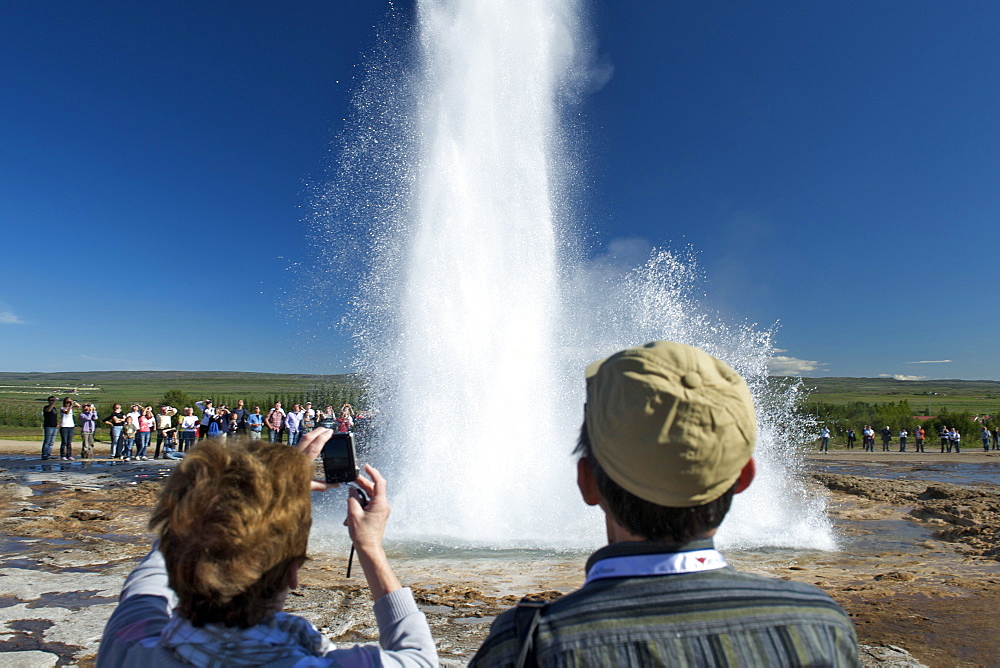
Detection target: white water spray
<box><xmin>319</xmin><ymin>0</ymin><xmax>834</xmax><ymax>552</ymax></box>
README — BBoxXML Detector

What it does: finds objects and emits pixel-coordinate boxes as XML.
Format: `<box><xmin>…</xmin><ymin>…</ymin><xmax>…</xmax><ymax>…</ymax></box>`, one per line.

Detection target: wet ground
<box><xmin>1</xmin><ymin>447</ymin><xmax>999</xmax><ymax>666</ymax></box>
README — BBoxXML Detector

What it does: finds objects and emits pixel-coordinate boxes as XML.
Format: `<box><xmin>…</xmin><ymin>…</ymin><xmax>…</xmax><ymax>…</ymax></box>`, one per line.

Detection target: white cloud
<box><xmin>879</xmin><ymin>373</ymin><xmax>926</xmax><ymax>381</ymax></box>
<box><xmin>0</xmin><ymin>310</ymin><xmax>25</xmax><ymax>324</ymax></box>
<box><xmin>768</xmin><ymin>355</ymin><xmax>823</xmax><ymax>376</ymax></box>
<box><xmin>906</xmin><ymin>360</ymin><xmax>952</xmax><ymax>364</ymax></box>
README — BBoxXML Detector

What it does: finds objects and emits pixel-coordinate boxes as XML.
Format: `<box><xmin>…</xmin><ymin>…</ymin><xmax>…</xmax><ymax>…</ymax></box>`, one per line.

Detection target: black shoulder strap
<box><xmin>513</xmin><ymin>598</ymin><xmax>550</xmax><ymax>668</ymax></box>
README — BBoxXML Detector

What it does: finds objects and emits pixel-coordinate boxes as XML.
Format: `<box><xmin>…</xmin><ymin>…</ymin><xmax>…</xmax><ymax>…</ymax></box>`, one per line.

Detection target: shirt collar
<box><xmin>585</xmin><ymin>537</ymin><xmax>716</xmax><ymax>574</ymax></box>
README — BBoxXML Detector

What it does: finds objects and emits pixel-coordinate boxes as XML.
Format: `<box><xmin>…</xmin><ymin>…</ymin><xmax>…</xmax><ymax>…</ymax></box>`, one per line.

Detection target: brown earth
<box><xmin>1</xmin><ymin>439</ymin><xmax>999</xmax><ymax>666</ymax></box>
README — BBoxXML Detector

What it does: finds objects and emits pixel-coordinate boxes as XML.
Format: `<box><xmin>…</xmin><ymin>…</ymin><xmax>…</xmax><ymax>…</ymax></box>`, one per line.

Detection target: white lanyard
<box><xmin>586</xmin><ymin>549</ymin><xmax>728</xmax><ymax>584</ymax></box>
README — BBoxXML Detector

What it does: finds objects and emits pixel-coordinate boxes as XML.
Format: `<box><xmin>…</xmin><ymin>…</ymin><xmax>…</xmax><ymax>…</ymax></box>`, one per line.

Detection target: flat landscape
<box><xmin>801</xmin><ymin>376</ymin><xmax>1000</xmax><ymax>414</ymax></box>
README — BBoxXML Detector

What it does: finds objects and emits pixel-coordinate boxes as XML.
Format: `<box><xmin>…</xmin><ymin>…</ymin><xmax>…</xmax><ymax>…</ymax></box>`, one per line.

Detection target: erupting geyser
<box><xmin>315</xmin><ymin>0</ymin><xmax>834</xmax><ymax>552</ymax></box>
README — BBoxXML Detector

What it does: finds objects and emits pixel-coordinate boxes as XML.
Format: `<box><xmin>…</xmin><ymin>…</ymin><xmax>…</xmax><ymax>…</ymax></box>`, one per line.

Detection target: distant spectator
<box><xmin>122</xmin><ymin>416</ymin><xmax>138</xmax><ymax>460</ymax></box>
<box><xmin>949</xmin><ymin>428</ymin><xmax>961</xmax><ymax>453</ymax></box>
<box><xmin>993</xmin><ymin>426</ymin><xmax>1000</xmax><ymax>450</ymax></box>
<box><xmin>231</xmin><ymin>399</ymin><xmax>249</xmax><ymax>435</ymax></box>
<box><xmin>898</xmin><ymin>428</ymin><xmax>908</xmax><ymax>452</ymax></box>
<box><xmin>819</xmin><ymin>427</ymin><xmax>830</xmax><ymax>452</ymax></box>
<box><xmin>161</xmin><ymin>427</ymin><xmax>184</xmax><ymax>460</ymax></box>
<box><xmin>80</xmin><ymin>403</ymin><xmax>99</xmax><ymax>459</ymax></box>
<box><xmin>981</xmin><ymin>426</ymin><xmax>991</xmax><ymax>451</ymax></box>
<box><xmin>286</xmin><ymin>404</ymin><xmax>304</xmax><ymax>446</ymax></box>
<box><xmin>266</xmin><ymin>402</ymin><xmax>286</xmax><ymax>443</ymax></box>
<box><xmin>246</xmin><ymin>406</ymin><xmax>264</xmax><ymax>439</ymax></box>
<box><xmin>178</xmin><ymin>407</ymin><xmax>199</xmax><ymax>453</ymax></box>
<box><xmin>846</xmin><ymin>428</ymin><xmax>855</xmax><ymax>450</ymax></box>
<box><xmin>301</xmin><ymin>402</ymin><xmax>316</xmax><ymax>435</ymax></box>
<box><xmin>880</xmin><ymin>426</ymin><xmax>892</xmax><ymax>451</ymax></box>
<box><xmin>195</xmin><ymin>400</ymin><xmax>215</xmax><ymax>440</ymax></box>
<box><xmin>319</xmin><ymin>404</ymin><xmax>337</xmax><ymax>429</ymax></box>
<box><xmin>227</xmin><ymin>411</ymin><xmax>240</xmax><ymax>437</ymax></box>
<box><xmin>136</xmin><ymin>407</ymin><xmax>155</xmax><ymax>460</ymax></box>
<box><xmin>41</xmin><ymin>396</ymin><xmax>59</xmax><ymax>461</ymax></box>
<box><xmin>155</xmin><ymin>406</ymin><xmax>177</xmax><ymax>459</ymax></box>
<box><xmin>863</xmin><ymin>425</ymin><xmax>875</xmax><ymax>452</ymax></box>
<box><xmin>208</xmin><ymin>406</ymin><xmax>229</xmax><ymax>439</ymax></box>
<box><xmin>337</xmin><ymin>405</ymin><xmax>354</xmax><ymax>433</ymax></box>
<box><xmin>914</xmin><ymin>426</ymin><xmax>925</xmax><ymax>452</ymax></box>
<box><xmin>105</xmin><ymin>404</ymin><xmax>126</xmax><ymax>458</ymax></box>
<box><xmin>59</xmin><ymin>398</ymin><xmax>80</xmax><ymax>460</ymax></box>
<box><xmin>939</xmin><ymin>426</ymin><xmax>950</xmax><ymax>453</ymax></box>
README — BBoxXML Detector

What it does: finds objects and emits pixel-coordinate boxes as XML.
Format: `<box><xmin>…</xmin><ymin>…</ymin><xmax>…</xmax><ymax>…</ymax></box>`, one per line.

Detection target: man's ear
<box><xmin>577</xmin><ymin>457</ymin><xmax>602</xmax><ymax>506</ymax></box>
<box><xmin>734</xmin><ymin>458</ymin><xmax>755</xmax><ymax>494</ymax></box>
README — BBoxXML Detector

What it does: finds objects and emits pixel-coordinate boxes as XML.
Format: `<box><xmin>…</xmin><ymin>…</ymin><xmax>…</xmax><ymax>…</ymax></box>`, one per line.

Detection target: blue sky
<box><xmin>3</xmin><ymin>2</ymin><xmax>999</xmax><ymax>380</ymax></box>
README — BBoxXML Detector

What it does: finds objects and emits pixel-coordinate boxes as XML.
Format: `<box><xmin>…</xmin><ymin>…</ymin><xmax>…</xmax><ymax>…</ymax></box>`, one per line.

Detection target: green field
<box><xmin>797</xmin><ymin>377</ymin><xmax>1000</xmax><ymax>416</ymax></box>
<box><xmin>0</xmin><ymin>370</ymin><xmax>363</xmax><ymax>440</ymax></box>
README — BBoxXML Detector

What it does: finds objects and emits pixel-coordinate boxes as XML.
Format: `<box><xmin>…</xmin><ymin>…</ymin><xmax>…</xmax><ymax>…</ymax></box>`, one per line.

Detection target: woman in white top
<box><xmin>178</xmin><ymin>407</ymin><xmax>200</xmax><ymax>453</ymax></box>
<box><xmin>59</xmin><ymin>398</ymin><xmax>79</xmax><ymax>460</ymax></box>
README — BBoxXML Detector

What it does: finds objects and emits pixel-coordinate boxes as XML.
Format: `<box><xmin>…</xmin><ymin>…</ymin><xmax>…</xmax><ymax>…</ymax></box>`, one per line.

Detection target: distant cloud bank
<box><xmin>906</xmin><ymin>360</ymin><xmax>952</xmax><ymax>364</ymax></box>
<box><xmin>768</xmin><ymin>355</ymin><xmax>823</xmax><ymax>376</ymax></box>
<box><xmin>0</xmin><ymin>310</ymin><xmax>25</xmax><ymax>325</ymax></box>
<box><xmin>879</xmin><ymin>373</ymin><xmax>926</xmax><ymax>381</ymax></box>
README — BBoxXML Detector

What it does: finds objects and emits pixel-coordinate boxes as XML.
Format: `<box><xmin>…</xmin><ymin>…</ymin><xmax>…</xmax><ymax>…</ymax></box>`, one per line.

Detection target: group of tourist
<box><xmin>833</xmin><ymin>424</ymin><xmax>1000</xmax><ymax>453</ymax></box>
<box><xmin>39</xmin><ymin>397</ymin><xmax>368</xmax><ymax>461</ymax></box>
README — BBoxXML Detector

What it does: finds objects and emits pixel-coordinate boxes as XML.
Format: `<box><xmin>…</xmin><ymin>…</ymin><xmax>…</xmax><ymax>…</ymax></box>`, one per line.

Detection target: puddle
<box><xmin>812</xmin><ymin>461</ymin><xmax>1000</xmax><ymax>486</ymax></box>
<box><xmin>26</xmin><ymin>590</ymin><xmax>117</xmax><ymax>611</ymax></box>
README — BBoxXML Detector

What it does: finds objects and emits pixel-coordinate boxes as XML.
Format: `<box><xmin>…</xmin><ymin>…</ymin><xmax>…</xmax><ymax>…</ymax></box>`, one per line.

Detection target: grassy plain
<box><xmin>798</xmin><ymin>376</ymin><xmax>1000</xmax><ymax>415</ymax></box>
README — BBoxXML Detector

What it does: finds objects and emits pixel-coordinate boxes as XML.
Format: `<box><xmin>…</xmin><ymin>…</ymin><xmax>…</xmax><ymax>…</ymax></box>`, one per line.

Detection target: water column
<box><xmin>385</xmin><ymin>0</ymin><xmax>589</xmax><ymax>544</ymax></box>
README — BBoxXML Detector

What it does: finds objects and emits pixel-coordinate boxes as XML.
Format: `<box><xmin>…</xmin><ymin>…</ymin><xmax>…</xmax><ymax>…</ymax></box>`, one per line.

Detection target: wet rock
<box><xmin>0</xmin><ymin>650</ymin><xmax>59</xmax><ymax>667</ymax></box>
<box><xmin>874</xmin><ymin>571</ymin><xmax>915</xmax><ymax>582</ymax></box>
<box><xmin>859</xmin><ymin>643</ymin><xmax>929</xmax><ymax>667</ymax></box>
<box><xmin>69</xmin><ymin>509</ymin><xmax>109</xmax><ymax>521</ymax></box>
<box><xmin>0</xmin><ymin>483</ymin><xmax>33</xmax><ymax>501</ymax></box>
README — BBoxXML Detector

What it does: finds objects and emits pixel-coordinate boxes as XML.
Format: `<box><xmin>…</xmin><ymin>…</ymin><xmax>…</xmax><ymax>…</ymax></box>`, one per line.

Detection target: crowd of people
<box><xmin>831</xmin><ymin>424</ymin><xmax>1000</xmax><ymax>453</ymax></box>
<box><xmin>39</xmin><ymin>396</ymin><xmax>369</xmax><ymax>461</ymax></box>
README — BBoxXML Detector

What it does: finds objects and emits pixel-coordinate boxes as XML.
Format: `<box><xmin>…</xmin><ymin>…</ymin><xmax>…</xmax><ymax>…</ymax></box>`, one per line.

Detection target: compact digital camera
<box><xmin>322</xmin><ymin>432</ymin><xmax>359</xmax><ymax>484</ymax></box>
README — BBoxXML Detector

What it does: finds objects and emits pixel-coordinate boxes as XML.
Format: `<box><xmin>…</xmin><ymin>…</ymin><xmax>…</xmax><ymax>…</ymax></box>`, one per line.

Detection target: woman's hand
<box><xmin>296</xmin><ymin>427</ymin><xmax>332</xmax><ymax>491</ymax></box>
<box><xmin>344</xmin><ymin>464</ymin><xmax>391</xmax><ymax>555</ymax></box>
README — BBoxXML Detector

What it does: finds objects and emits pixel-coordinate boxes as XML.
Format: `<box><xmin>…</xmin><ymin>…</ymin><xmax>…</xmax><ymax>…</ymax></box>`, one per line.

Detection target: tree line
<box><xmin>810</xmin><ymin>399</ymin><xmax>992</xmax><ymax>438</ymax></box>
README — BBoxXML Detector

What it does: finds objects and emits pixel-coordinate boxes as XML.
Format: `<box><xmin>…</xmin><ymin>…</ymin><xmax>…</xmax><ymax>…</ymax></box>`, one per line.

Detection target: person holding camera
<box><xmin>97</xmin><ymin>429</ymin><xmax>437</xmax><ymax>667</ymax></box>
<box><xmin>470</xmin><ymin>341</ymin><xmax>857</xmax><ymax>667</ymax></box>
<box><xmin>80</xmin><ymin>403</ymin><xmax>99</xmax><ymax>459</ymax></box>
<box><xmin>104</xmin><ymin>404</ymin><xmax>127</xmax><ymax>458</ymax></box>
<box><xmin>59</xmin><ymin>397</ymin><xmax>80</xmax><ymax>460</ymax></box>
<box><xmin>155</xmin><ymin>406</ymin><xmax>177</xmax><ymax>459</ymax></box>
<box><xmin>194</xmin><ymin>399</ymin><xmax>215</xmax><ymax>440</ymax></box>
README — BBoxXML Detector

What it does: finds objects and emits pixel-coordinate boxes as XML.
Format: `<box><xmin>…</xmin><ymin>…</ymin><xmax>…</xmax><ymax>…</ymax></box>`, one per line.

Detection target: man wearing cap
<box><xmin>470</xmin><ymin>341</ymin><xmax>858</xmax><ymax>667</ymax></box>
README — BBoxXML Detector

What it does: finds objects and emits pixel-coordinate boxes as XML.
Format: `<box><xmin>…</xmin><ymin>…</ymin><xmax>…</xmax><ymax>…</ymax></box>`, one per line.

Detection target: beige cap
<box><xmin>584</xmin><ymin>341</ymin><xmax>756</xmax><ymax>508</ymax></box>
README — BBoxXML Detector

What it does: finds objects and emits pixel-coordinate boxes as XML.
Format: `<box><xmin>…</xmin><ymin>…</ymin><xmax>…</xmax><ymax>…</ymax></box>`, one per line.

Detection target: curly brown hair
<box><xmin>150</xmin><ymin>438</ymin><xmax>312</xmax><ymax>628</ymax></box>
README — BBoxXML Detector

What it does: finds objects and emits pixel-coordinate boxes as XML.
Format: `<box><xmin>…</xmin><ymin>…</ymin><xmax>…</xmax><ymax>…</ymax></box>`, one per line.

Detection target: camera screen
<box><xmin>322</xmin><ymin>439</ymin><xmax>351</xmax><ymax>467</ymax></box>
<box><xmin>322</xmin><ymin>433</ymin><xmax>358</xmax><ymax>484</ymax></box>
